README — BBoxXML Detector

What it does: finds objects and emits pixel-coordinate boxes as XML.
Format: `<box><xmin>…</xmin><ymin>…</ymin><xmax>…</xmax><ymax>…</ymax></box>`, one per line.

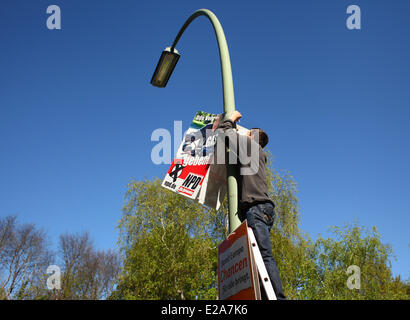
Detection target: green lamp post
<box><xmin>150</xmin><ymin>8</ymin><xmax>241</xmax><ymax>234</ymax></box>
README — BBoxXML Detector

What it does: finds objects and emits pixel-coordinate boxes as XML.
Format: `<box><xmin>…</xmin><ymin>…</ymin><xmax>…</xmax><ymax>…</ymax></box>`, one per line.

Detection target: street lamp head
<box><xmin>150</xmin><ymin>47</ymin><xmax>180</xmax><ymax>88</ymax></box>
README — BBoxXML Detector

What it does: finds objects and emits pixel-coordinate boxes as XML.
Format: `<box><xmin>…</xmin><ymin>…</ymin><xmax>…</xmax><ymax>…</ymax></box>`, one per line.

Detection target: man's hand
<box><xmin>229</xmin><ymin>110</ymin><xmax>242</xmax><ymax>123</ymax></box>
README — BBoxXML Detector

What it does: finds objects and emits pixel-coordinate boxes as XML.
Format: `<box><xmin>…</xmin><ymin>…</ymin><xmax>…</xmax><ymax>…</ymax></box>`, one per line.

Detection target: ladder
<box><xmin>247</xmin><ymin>227</ymin><xmax>277</xmax><ymax>300</ymax></box>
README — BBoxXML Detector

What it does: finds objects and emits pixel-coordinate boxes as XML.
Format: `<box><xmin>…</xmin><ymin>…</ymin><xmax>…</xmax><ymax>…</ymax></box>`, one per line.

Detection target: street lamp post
<box><xmin>151</xmin><ymin>8</ymin><xmax>241</xmax><ymax>233</ymax></box>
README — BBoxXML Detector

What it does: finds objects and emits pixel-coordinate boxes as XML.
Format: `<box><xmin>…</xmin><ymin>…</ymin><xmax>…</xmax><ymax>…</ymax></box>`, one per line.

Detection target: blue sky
<box><xmin>0</xmin><ymin>0</ymin><xmax>409</xmax><ymax>280</ymax></box>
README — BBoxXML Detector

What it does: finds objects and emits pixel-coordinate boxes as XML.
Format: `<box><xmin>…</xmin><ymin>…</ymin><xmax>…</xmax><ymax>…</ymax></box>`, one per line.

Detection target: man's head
<box><xmin>248</xmin><ymin>128</ymin><xmax>269</xmax><ymax>148</ymax></box>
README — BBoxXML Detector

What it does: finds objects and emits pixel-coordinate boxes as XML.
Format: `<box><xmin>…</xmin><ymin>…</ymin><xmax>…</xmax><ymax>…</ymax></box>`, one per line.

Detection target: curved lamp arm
<box><xmin>171</xmin><ymin>9</ymin><xmax>240</xmax><ymax>233</ymax></box>
<box><xmin>171</xmin><ymin>8</ymin><xmax>236</xmax><ymax>119</ymax></box>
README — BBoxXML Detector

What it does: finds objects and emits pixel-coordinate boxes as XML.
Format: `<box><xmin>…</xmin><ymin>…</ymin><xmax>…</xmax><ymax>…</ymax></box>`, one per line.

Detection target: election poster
<box><xmin>161</xmin><ymin>110</ymin><xmax>251</xmax><ymax>210</ymax></box>
<box><xmin>218</xmin><ymin>220</ymin><xmax>260</xmax><ymax>300</ymax></box>
<box><xmin>161</xmin><ymin>111</ymin><xmax>222</xmax><ymax>204</ymax></box>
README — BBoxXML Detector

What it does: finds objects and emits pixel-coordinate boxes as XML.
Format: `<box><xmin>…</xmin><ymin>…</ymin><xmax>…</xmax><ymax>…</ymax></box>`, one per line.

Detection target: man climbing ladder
<box><xmin>217</xmin><ymin>110</ymin><xmax>286</xmax><ymax>300</ymax></box>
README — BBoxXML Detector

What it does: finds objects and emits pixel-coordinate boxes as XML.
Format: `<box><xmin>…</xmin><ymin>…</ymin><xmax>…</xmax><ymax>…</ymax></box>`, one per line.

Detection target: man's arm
<box><xmin>217</xmin><ymin>111</ymin><xmax>242</xmax><ymax>131</ymax></box>
<box><xmin>215</xmin><ymin>111</ymin><xmax>246</xmax><ymax>163</ymax></box>
<box><xmin>217</xmin><ymin>111</ymin><xmax>242</xmax><ymax>153</ymax></box>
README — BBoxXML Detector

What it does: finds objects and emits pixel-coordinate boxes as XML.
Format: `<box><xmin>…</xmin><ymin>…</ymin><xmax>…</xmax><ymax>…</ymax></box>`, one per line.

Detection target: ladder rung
<box><xmin>247</xmin><ymin>227</ymin><xmax>277</xmax><ymax>300</ymax></box>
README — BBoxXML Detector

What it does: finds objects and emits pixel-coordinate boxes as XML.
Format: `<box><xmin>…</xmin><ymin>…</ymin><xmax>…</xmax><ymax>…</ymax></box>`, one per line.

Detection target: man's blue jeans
<box><xmin>239</xmin><ymin>202</ymin><xmax>286</xmax><ymax>300</ymax></box>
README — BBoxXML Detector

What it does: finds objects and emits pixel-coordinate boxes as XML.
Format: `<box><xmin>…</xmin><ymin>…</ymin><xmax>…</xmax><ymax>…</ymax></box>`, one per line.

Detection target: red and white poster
<box><xmin>161</xmin><ymin>111</ymin><xmax>221</xmax><ymax>202</ymax></box>
<box><xmin>162</xmin><ymin>111</ymin><xmax>226</xmax><ymax>207</ymax></box>
<box><xmin>162</xmin><ymin>110</ymin><xmax>250</xmax><ymax>210</ymax></box>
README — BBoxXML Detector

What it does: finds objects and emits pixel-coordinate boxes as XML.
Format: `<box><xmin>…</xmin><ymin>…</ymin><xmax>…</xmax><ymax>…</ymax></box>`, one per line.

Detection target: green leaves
<box><xmin>309</xmin><ymin>223</ymin><xmax>403</xmax><ymax>300</ymax></box>
<box><xmin>113</xmin><ymin>161</ymin><xmax>409</xmax><ymax>300</ymax></box>
<box><xmin>114</xmin><ymin>179</ymin><xmax>222</xmax><ymax>300</ymax></box>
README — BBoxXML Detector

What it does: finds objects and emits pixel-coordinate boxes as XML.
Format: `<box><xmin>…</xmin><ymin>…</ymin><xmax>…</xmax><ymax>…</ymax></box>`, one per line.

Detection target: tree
<box><xmin>309</xmin><ymin>223</ymin><xmax>409</xmax><ymax>299</ymax></box>
<box><xmin>113</xmin><ymin>150</ymin><xmax>409</xmax><ymax>300</ymax></box>
<box><xmin>265</xmin><ymin>151</ymin><xmax>408</xmax><ymax>300</ymax></box>
<box><xmin>48</xmin><ymin>231</ymin><xmax>120</xmax><ymax>300</ymax></box>
<box><xmin>0</xmin><ymin>216</ymin><xmax>120</xmax><ymax>300</ymax></box>
<box><xmin>112</xmin><ymin>179</ymin><xmax>224</xmax><ymax>299</ymax></box>
<box><xmin>0</xmin><ymin>216</ymin><xmax>52</xmax><ymax>300</ymax></box>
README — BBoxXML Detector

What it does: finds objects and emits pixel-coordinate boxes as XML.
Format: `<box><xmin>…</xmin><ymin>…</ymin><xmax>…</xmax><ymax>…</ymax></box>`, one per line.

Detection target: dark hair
<box><xmin>251</xmin><ymin>128</ymin><xmax>269</xmax><ymax>148</ymax></box>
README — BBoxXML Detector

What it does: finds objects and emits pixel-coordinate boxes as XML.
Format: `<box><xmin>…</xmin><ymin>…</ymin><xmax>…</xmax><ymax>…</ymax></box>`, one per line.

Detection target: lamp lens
<box><xmin>151</xmin><ymin>49</ymin><xmax>180</xmax><ymax>87</ymax></box>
